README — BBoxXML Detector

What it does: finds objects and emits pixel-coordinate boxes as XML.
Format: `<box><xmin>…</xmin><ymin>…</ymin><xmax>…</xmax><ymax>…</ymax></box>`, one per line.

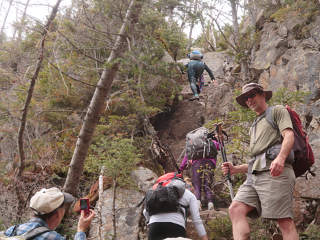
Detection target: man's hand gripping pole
<box><xmin>216</xmin><ymin>123</ymin><xmax>234</xmax><ymax>200</ymax></box>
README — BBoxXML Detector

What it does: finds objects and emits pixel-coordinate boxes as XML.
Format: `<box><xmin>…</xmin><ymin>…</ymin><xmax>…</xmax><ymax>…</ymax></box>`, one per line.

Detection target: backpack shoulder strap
<box><xmin>23</xmin><ymin>226</ymin><xmax>51</xmax><ymax>240</ymax></box>
<box><xmin>265</xmin><ymin>106</ymin><xmax>278</xmax><ymax>130</ymax></box>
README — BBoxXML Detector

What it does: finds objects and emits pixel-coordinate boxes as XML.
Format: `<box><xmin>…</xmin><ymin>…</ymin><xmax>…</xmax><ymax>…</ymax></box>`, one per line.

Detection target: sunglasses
<box><xmin>244</xmin><ymin>90</ymin><xmax>260</xmax><ymax>101</ymax></box>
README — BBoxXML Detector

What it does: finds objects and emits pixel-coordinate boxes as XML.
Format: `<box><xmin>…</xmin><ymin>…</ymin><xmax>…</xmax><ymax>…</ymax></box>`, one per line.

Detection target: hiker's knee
<box><xmin>229</xmin><ymin>201</ymin><xmax>250</xmax><ymax>219</ymax></box>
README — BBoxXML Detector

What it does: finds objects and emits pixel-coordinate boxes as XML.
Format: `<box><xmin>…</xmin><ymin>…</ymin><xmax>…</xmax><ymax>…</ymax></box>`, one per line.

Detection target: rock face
<box><xmin>89</xmin><ymin>188</ymin><xmax>144</xmax><ymax>240</ymax></box>
<box><xmin>89</xmin><ymin>167</ymin><xmax>156</xmax><ymax>240</ymax></box>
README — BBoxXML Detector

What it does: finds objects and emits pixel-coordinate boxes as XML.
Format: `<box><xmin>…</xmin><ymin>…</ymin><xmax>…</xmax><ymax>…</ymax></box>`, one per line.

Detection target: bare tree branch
<box><xmin>212</xmin><ymin>17</ymin><xmax>238</xmax><ymax>52</ymax></box>
<box><xmin>57</xmin><ymin>29</ymin><xmax>105</xmax><ymax>64</ymax></box>
<box><xmin>48</xmin><ymin>61</ymin><xmax>99</xmax><ymax>88</ymax></box>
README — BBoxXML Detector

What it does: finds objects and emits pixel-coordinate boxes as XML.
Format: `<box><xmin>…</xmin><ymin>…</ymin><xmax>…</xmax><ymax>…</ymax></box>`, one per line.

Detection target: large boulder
<box><xmin>131</xmin><ymin>167</ymin><xmax>158</xmax><ymax>192</ymax></box>
<box><xmin>89</xmin><ymin>167</ymin><xmax>157</xmax><ymax>240</ymax></box>
<box><xmin>252</xmin><ymin>22</ymin><xmax>288</xmax><ymax>70</ymax></box>
<box><xmin>89</xmin><ymin>188</ymin><xmax>144</xmax><ymax>240</ymax></box>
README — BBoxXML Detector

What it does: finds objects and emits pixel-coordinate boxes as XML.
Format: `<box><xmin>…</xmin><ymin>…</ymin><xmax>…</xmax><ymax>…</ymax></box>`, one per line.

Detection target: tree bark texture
<box><xmin>16</xmin><ymin>0</ymin><xmax>63</xmax><ymax>177</ymax></box>
<box><xmin>63</xmin><ymin>0</ymin><xmax>144</xmax><ymax>195</ymax></box>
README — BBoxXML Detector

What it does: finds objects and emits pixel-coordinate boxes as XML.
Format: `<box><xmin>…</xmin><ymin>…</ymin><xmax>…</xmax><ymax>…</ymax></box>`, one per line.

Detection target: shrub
<box><xmin>207</xmin><ymin>216</ymin><xmax>233</xmax><ymax>239</ymax></box>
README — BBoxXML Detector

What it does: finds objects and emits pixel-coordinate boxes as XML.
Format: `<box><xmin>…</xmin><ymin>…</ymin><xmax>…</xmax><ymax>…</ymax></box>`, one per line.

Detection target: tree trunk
<box><xmin>229</xmin><ymin>0</ymin><xmax>239</xmax><ymax>43</ymax></box>
<box><xmin>63</xmin><ymin>0</ymin><xmax>144</xmax><ymax>195</ymax></box>
<box><xmin>112</xmin><ymin>177</ymin><xmax>117</xmax><ymax>240</ymax></box>
<box><xmin>186</xmin><ymin>0</ymin><xmax>199</xmax><ymax>52</ymax></box>
<box><xmin>0</xmin><ymin>0</ymin><xmax>14</xmax><ymax>42</ymax></box>
<box><xmin>98</xmin><ymin>167</ymin><xmax>105</xmax><ymax>240</ymax></box>
<box><xmin>16</xmin><ymin>0</ymin><xmax>63</xmax><ymax>177</ymax></box>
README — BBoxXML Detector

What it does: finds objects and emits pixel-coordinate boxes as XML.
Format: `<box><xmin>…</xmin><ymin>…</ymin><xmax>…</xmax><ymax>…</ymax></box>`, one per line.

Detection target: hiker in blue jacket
<box><xmin>1</xmin><ymin>187</ymin><xmax>95</xmax><ymax>240</ymax></box>
<box><xmin>185</xmin><ymin>50</ymin><xmax>215</xmax><ymax>101</ymax></box>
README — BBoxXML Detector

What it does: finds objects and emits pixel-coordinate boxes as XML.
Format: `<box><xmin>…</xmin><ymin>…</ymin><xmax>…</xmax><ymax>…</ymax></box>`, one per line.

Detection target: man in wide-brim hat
<box><xmin>222</xmin><ymin>83</ymin><xmax>298</xmax><ymax>240</ymax></box>
<box><xmin>235</xmin><ymin>82</ymin><xmax>272</xmax><ymax>108</ymax></box>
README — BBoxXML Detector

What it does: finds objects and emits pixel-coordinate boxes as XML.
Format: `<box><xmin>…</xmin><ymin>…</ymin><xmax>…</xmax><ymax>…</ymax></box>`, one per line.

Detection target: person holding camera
<box><xmin>2</xmin><ymin>187</ymin><xmax>95</xmax><ymax>239</ymax></box>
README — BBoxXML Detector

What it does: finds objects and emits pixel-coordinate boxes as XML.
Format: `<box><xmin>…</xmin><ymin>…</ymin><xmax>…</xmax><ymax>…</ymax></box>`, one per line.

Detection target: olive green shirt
<box><xmin>249</xmin><ymin>105</ymin><xmax>293</xmax><ymax>171</ymax></box>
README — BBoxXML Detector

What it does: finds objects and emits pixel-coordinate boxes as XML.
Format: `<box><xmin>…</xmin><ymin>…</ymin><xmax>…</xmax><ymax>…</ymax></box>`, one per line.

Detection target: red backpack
<box><xmin>266</xmin><ymin>105</ymin><xmax>315</xmax><ymax>178</ymax></box>
<box><xmin>152</xmin><ymin>172</ymin><xmax>184</xmax><ymax>190</ymax></box>
<box><xmin>145</xmin><ymin>172</ymin><xmax>187</xmax><ymax>216</ymax></box>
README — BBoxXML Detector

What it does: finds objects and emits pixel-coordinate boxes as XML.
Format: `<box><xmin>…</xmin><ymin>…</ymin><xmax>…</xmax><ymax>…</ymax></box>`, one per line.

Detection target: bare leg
<box><xmin>229</xmin><ymin>201</ymin><xmax>254</xmax><ymax>240</ymax></box>
<box><xmin>278</xmin><ymin>218</ymin><xmax>298</xmax><ymax>240</ymax></box>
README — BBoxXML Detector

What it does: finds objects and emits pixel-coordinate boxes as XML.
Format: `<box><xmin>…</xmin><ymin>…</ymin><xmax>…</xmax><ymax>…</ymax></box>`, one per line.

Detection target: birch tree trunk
<box><xmin>112</xmin><ymin>177</ymin><xmax>117</xmax><ymax>240</ymax></box>
<box><xmin>63</xmin><ymin>0</ymin><xmax>143</xmax><ymax>195</ymax></box>
<box><xmin>187</xmin><ymin>0</ymin><xmax>199</xmax><ymax>52</ymax></box>
<box><xmin>229</xmin><ymin>0</ymin><xmax>239</xmax><ymax>43</ymax></box>
<box><xmin>0</xmin><ymin>0</ymin><xmax>14</xmax><ymax>42</ymax></box>
<box><xmin>98</xmin><ymin>166</ymin><xmax>105</xmax><ymax>240</ymax></box>
<box><xmin>17</xmin><ymin>0</ymin><xmax>63</xmax><ymax>177</ymax></box>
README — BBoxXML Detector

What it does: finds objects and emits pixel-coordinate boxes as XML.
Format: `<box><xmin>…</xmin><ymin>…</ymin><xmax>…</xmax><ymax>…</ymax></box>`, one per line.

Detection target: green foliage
<box><xmin>144</xmin><ymin>80</ymin><xmax>178</xmax><ymax>111</ymax></box>
<box><xmin>87</xmin><ymin>137</ymin><xmax>142</xmax><ymax>187</ymax></box>
<box><xmin>207</xmin><ymin>216</ymin><xmax>233</xmax><ymax>239</ymax></box>
<box><xmin>271</xmin><ymin>0</ymin><xmax>319</xmax><ymax>23</ymax></box>
<box><xmin>207</xmin><ymin>216</ymin><xmax>278</xmax><ymax>239</ymax></box>
<box><xmin>269</xmin><ymin>87</ymin><xmax>309</xmax><ymax>106</ymax></box>
<box><xmin>249</xmin><ymin>218</ymin><xmax>278</xmax><ymax>239</ymax></box>
<box><xmin>213</xmin><ymin>24</ymin><xmax>233</xmax><ymax>51</ymax></box>
<box><xmin>301</xmin><ymin>224</ymin><xmax>320</xmax><ymax>239</ymax></box>
<box><xmin>270</xmin><ymin>6</ymin><xmax>293</xmax><ymax>22</ymax></box>
<box><xmin>155</xmin><ymin>23</ymin><xmax>188</xmax><ymax>60</ymax></box>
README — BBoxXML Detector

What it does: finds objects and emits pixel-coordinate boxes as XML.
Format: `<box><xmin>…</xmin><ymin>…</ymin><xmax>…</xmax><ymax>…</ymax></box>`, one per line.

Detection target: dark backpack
<box><xmin>265</xmin><ymin>106</ymin><xmax>315</xmax><ymax>178</ymax></box>
<box><xmin>185</xmin><ymin>127</ymin><xmax>218</xmax><ymax>160</ymax></box>
<box><xmin>145</xmin><ymin>172</ymin><xmax>187</xmax><ymax>216</ymax></box>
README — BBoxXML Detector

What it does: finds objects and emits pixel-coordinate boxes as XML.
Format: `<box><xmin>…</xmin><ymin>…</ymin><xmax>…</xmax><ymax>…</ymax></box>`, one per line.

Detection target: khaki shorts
<box><xmin>234</xmin><ymin>166</ymin><xmax>295</xmax><ymax>219</ymax></box>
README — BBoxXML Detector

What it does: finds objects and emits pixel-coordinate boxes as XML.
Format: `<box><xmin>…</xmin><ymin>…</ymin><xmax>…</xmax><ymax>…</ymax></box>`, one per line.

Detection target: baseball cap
<box><xmin>30</xmin><ymin>187</ymin><xmax>75</xmax><ymax>215</ymax></box>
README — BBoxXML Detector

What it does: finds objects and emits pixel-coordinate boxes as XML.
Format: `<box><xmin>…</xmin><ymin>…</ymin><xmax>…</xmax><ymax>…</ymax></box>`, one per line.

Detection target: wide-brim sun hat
<box><xmin>30</xmin><ymin>187</ymin><xmax>75</xmax><ymax>215</ymax></box>
<box><xmin>236</xmin><ymin>83</ymin><xmax>272</xmax><ymax>107</ymax></box>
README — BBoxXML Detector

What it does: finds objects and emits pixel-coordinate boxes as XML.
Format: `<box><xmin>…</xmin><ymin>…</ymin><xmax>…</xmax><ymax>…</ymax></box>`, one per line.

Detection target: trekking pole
<box><xmin>216</xmin><ymin>123</ymin><xmax>234</xmax><ymax>200</ymax></box>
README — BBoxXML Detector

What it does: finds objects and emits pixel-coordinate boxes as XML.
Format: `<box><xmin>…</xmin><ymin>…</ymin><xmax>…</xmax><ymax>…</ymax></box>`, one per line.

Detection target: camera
<box><xmin>80</xmin><ymin>198</ymin><xmax>90</xmax><ymax>216</ymax></box>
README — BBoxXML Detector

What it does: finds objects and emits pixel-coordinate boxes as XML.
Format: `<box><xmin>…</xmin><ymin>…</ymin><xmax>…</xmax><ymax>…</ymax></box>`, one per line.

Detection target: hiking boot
<box><xmin>208</xmin><ymin>202</ymin><xmax>214</xmax><ymax>211</ymax></box>
<box><xmin>189</xmin><ymin>96</ymin><xmax>200</xmax><ymax>101</ymax></box>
